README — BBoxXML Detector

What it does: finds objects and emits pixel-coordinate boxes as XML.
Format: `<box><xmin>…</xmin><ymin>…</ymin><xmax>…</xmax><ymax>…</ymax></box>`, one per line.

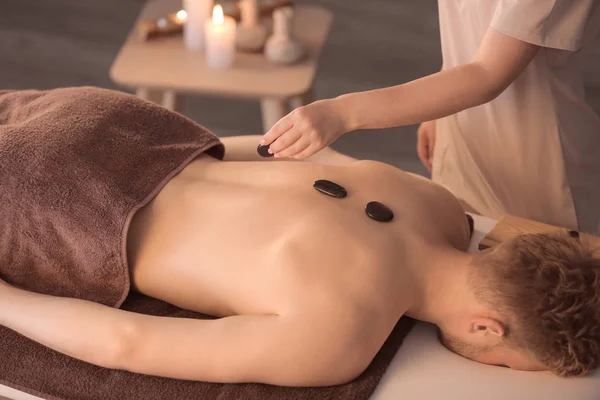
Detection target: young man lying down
<box><xmin>0</xmin><ymin>87</ymin><xmax>598</xmax><ymax>386</ymax></box>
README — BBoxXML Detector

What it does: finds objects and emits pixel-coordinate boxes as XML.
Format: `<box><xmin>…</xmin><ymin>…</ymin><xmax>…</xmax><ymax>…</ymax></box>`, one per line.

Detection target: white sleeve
<box><xmin>490</xmin><ymin>0</ymin><xmax>598</xmax><ymax>51</ymax></box>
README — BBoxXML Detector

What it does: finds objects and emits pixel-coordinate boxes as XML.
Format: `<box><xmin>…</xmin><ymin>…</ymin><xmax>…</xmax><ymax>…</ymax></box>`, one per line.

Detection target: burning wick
<box><xmin>213</xmin><ymin>5</ymin><xmax>225</xmax><ymax>25</ymax></box>
<box><xmin>176</xmin><ymin>9</ymin><xmax>188</xmax><ymax>22</ymax></box>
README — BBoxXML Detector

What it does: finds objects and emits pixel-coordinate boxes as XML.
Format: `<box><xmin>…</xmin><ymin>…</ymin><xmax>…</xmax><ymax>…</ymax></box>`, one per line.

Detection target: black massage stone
<box><xmin>365</xmin><ymin>201</ymin><xmax>394</xmax><ymax>222</ymax></box>
<box><xmin>313</xmin><ymin>180</ymin><xmax>347</xmax><ymax>198</ymax></box>
<box><xmin>257</xmin><ymin>144</ymin><xmax>274</xmax><ymax>157</ymax></box>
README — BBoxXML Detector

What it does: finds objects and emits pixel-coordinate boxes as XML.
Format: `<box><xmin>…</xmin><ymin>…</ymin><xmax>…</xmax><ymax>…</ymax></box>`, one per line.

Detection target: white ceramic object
<box><xmin>264</xmin><ymin>7</ymin><xmax>304</xmax><ymax>65</ymax></box>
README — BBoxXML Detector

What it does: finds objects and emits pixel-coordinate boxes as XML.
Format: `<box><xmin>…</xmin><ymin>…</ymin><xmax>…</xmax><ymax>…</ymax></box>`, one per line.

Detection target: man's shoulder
<box><xmin>350</xmin><ymin>160</ymin><xmax>470</xmax><ymax>250</ymax></box>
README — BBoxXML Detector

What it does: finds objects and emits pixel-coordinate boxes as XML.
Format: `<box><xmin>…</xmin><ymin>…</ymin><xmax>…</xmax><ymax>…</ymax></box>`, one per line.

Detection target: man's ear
<box><xmin>470</xmin><ymin>318</ymin><xmax>505</xmax><ymax>337</ymax></box>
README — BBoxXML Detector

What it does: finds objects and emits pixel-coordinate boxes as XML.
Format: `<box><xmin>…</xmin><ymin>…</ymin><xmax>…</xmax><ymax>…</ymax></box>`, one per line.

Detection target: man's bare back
<box><xmin>124</xmin><ymin>152</ymin><xmax>471</xmax><ymax>385</ymax></box>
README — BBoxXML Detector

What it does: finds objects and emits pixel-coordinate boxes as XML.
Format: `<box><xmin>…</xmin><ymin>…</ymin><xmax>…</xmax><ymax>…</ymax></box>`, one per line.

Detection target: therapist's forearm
<box><xmin>338</xmin><ymin>62</ymin><xmax>499</xmax><ymax>131</ymax></box>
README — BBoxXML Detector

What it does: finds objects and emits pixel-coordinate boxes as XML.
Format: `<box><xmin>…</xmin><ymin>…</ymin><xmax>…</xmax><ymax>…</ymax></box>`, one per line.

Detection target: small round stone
<box><xmin>313</xmin><ymin>180</ymin><xmax>347</xmax><ymax>198</ymax></box>
<box><xmin>257</xmin><ymin>144</ymin><xmax>274</xmax><ymax>157</ymax></box>
<box><xmin>365</xmin><ymin>201</ymin><xmax>394</xmax><ymax>222</ymax></box>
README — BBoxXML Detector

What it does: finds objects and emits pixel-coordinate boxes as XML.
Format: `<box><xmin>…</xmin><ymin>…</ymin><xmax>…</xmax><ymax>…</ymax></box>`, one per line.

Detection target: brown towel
<box><xmin>0</xmin><ymin>292</ymin><xmax>415</xmax><ymax>400</ymax></box>
<box><xmin>0</xmin><ymin>87</ymin><xmax>223</xmax><ymax>307</ymax></box>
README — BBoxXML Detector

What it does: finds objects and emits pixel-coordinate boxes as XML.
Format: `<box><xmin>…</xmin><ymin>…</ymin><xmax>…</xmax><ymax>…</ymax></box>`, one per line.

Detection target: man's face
<box><xmin>437</xmin><ymin>329</ymin><xmax>547</xmax><ymax>372</ymax></box>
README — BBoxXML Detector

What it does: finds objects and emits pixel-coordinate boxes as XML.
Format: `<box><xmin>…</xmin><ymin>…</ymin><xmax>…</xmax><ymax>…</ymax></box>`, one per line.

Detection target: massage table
<box><xmin>1</xmin><ymin>214</ymin><xmax>599</xmax><ymax>400</ymax></box>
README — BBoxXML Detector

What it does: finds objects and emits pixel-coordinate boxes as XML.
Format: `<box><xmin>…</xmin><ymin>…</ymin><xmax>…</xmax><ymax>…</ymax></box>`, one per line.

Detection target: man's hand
<box><xmin>417</xmin><ymin>120</ymin><xmax>436</xmax><ymax>172</ymax></box>
<box><xmin>260</xmin><ymin>99</ymin><xmax>349</xmax><ymax>160</ymax></box>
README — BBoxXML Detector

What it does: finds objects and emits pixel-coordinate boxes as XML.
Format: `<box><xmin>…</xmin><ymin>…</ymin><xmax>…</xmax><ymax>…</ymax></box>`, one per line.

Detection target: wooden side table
<box><xmin>110</xmin><ymin>0</ymin><xmax>332</xmax><ymax>130</ymax></box>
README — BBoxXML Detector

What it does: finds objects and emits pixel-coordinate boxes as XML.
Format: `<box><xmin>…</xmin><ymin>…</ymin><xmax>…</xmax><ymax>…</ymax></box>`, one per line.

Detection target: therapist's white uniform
<box><xmin>432</xmin><ymin>0</ymin><xmax>600</xmax><ymax>234</ymax></box>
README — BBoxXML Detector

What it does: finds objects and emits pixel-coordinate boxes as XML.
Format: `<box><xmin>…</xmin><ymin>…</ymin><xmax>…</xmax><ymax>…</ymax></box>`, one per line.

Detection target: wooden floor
<box><xmin>1</xmin><ymin>0</ymin><xmax>599</xmax><ymax>174</ymax></box>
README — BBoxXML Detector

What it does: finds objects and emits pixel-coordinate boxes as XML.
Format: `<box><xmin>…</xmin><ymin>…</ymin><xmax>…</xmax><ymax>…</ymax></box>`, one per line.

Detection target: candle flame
<box><xmin>176</xmin><ymin>9</ymin><xmax>187</xmax><ymax>21</ymax></box>
<box><xmin>213</xmin><ymin>4</ymin><xmax>224</xmax><ymax>25</ymax></box>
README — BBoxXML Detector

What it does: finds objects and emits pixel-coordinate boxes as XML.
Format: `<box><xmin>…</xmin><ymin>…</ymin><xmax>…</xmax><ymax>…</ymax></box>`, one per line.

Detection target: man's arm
<box><xmin>221</xmin><ymin>135</ymin><xmax>357</xmax><ymax>165</ymax></box>
<box><xmin>0</xmin><ymin>282</ymin><xmax>369</xmax><ymax>386</ymax></box>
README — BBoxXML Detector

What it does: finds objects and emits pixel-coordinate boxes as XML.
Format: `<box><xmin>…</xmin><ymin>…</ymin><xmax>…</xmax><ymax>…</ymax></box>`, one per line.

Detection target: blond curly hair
<box><xmin>471</xmin><ymin>231</ymin><xmax>600</xmax><ymax>377</ymax></box>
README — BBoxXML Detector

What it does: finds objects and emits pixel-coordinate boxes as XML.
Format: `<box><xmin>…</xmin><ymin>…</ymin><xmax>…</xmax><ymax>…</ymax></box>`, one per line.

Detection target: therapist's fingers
<box><xmin>292</xmin><ymin>143</ymin><xmax>319</xmax><ymax>160</ymax></box>
<box><xmin>261</xmin><ymin>115</ymin><xmax>294</xmax><ymax>146</ymax></box>
<box><xmin>268</xmin><ymin>127</ymin><xmax>302</xmax><ymax>155</ymax></box>
<box><xmin>417</xmin><ymin>130</ymin><xmax>430</xmax><ymax>170</ymax></box>
<box><xmin>275</xmin><ymin>136</ymin><xmax>310</xmax><ymax>158</ymax></box>
<box><xmin>273</xmin><ymin>133</ymin><xmax>306</xmax><ymax>158</ymax></box>
<box><xmin>278</xmin><ymin>140</ymin><xmax>311</xmax><ymax>159</ymax></box>
<box><xmin>426</xmin><ymin>131</ymin><xmax>435</xmax><ymax>171</ymax></box>
<box><xmin>427</xmin><ymin>125</ymin><xmax>436</xmax><ymax>172</ymax></box>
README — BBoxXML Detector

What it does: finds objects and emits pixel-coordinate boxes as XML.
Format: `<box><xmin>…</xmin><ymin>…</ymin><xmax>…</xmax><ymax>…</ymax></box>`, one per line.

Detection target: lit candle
<box><xmin>176</xmin><ymin>10</ymin><xmax>188</xmax><ymax>22</ymax></box>
<box><xmin>204</xmin><ymin>5</ymin><xmax>236</xmax><ymax>69</ymax></box>
<box><xmin>183</xmin><ymin>0</ymin><xmax>213</xmax><ymax>51</ymax></box>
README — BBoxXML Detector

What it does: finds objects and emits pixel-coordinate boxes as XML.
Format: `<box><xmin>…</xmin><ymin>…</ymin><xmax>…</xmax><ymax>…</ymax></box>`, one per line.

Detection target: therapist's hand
<box><xmin>261</xmin><ymin>99</ymin><xmax>349</xmax><ymax>159</ymax></box>
<box><xmin>417</xmin><ymin>120</ymin><xmax>436</xmax><ymax>172</ymax></box>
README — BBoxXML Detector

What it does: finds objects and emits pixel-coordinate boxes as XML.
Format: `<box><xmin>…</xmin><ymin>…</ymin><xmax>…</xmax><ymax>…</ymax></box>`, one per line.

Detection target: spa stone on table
<box><xmin>365</xmin><ymin>201</ymin><xmax>394</xmax><ymax>222</ymax></box>
<box><xmin>257</xmin><ymin>144</ymin><xmax>274</xmax><ymax>157</ymax></box>
<box><xmin>313</xmin><ymin>180</ymin><xmax>347</xmax><ymax>198</ymax></box>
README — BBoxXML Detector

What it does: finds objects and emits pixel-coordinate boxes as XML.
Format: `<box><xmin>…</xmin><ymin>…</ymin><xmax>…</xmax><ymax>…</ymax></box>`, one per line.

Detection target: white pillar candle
<box><xmin>183</xmin><ymin>0</ymin><xmax>213</xmax><ymax>51</ymax></box>
<box><xmin>204</xmin><ymin>5</ymin><xmax>236</xmax><ymax>69</ymax></box>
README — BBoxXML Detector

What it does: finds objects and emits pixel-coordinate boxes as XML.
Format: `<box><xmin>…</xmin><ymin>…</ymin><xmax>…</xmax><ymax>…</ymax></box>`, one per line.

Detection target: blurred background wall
<box><xmin>1</xmin><ymin>0</ymin><xmax>599</xmax><ymax>176</ymax></box>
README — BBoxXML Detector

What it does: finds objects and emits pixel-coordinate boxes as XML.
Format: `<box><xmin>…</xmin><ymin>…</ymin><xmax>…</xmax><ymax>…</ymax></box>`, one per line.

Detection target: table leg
<box><xmin>261</xmin><ymin>97</ymin><xmax>289</xmax><ymax>131</ymax></box>
<box><xmin>162</xmin><ymin>90</ymin><xmax>183</xmax><ymax>112</ymax></box>
<box><xmin>289</xmin><ymin>89</ymin><xmax>314</xmax><ymax>110</ymax></box>
<box><xmin>136</xmin><ymin>87</ymin><xmax>164</xmax><ymax>104</ymax></box>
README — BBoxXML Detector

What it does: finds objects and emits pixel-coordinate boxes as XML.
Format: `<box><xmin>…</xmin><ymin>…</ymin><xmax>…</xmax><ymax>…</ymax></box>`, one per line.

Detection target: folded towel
<box><xmin>0</xmin><ymin>87</ymin><xmax>223</xmax><ymax>307</ymax></box>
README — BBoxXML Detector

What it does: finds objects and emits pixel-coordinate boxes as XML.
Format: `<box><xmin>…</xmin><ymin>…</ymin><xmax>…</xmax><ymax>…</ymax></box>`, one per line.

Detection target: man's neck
<box><xmin>404</xmin><ymin>246</ymin><xmax>476</xmax><ymax>325</ymax></box>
